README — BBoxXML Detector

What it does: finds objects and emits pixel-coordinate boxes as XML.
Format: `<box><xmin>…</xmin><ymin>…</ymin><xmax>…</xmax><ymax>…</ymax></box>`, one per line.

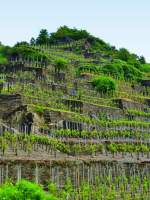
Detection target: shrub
<box><xmin>34</xmin><ymin>105</ymin><xmax>45</xmax><ymax>115</ymax></box>
<box><xmin>0</xmin><ymin>45</ymin><xmax>9</xmax><ymax>64</ymax></box>
<box><xmin>54</xmin><ymin>58</ymin><xmax>68</xmax><ymax>73</ymax></box>
<box><xmin>103</xmin><ymin>59</ymin><xmax>143</xmax><ymax>81</ymax></box>
<box><xmin>101</xmin><ymin>63</ymin><xmax>124</xmax><ymax>79</ymax></box>
<box><xmin>122</xmin><ymin>64</ymin><xmax>143</xmax><ymax>81</ymax></box>
<box><xmin>92</xmin><ymin>76</ymin><xmax>117</xmax><ymax>94</ymax></box>
<box><xmin>50</xmin><ymin>26</ymin><xmax>90</xmax><ymax>42</ymax></box>
<box><xmin>78</xmin><ymin>64</ymin><xmax>99</xmax><ymax>74</ymax></box>
<box><xmin>0</xmin><ymin>180</ymin><xmax>58</xmax><ymax>200</ymax></box>
<box><xmin>140</xmin><ymin>64</ymin><xmax>150</xmax><ymax>73</ymax></box>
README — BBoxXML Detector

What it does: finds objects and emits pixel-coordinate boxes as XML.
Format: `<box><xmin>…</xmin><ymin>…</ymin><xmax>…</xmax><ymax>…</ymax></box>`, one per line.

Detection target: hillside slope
<box><xmin>0</xmin><ymin>26</ymin><xmax>150</xmax><ymax>198</ymax></box>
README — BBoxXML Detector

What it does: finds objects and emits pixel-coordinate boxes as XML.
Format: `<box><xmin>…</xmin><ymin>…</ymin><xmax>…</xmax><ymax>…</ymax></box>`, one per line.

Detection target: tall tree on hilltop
<box><xmin>36</xmin><ymin>29</ymin><xmax>49</xmax><ymax>45</ymax></box>
<box><xmin>30</xmin><ymin>37</ymin><xmax>36</xmax><ymax>45</ymax></box>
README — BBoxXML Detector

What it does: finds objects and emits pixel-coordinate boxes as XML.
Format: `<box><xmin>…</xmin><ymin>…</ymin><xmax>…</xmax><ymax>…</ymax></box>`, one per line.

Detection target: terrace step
<box><xmin>113</xmin><ymin>98</ymin><xmax>148</xmax><ymax>111</ymax></box>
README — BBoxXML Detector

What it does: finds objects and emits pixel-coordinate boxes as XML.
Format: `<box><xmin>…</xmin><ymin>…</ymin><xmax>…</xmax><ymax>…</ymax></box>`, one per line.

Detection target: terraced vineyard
<box><xmin>0</xmin><ymin>26</ymin><xmax>150</xmax><ymax>199</ymax></box>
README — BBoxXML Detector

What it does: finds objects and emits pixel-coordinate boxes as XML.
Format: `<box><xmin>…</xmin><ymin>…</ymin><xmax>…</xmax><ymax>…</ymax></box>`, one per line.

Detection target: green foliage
<box><xmin>117</xmin><ymin>48</ymin><xmax>131</xmax><ymax>62</ymax></box>
<box><xmin>78</xmin><ymin>64</ymin><xmax>99</xmax><ymax>74</ymax></box>
<box><xmin>0</xmin><ymin>45</ymin><xmax>10</xmax><ymax>64</ymax></box>
<box><xmin>116</xmin><ymin>48</ymin><xmax>143</xmax><ymax>70</ymax></box>
<box><xmin>140</xmin><ymin>63</ymin><xmax>150</xmax><ymax>73</ymax></box>
<box><xmin>32</xmin><ymin>26</ymin><xmax>148</xmax><ymax>82</ymax></box>
<box><xmin>48</xmin><ymin>175</ymin><xmax>150</xmax><ymax>200</ymax></box>
<box><xmin>50</xmin><ymin>26</ymin><xmax>90</xmax><ymax>43</ymax></box>
<box><xmin>34</xmin><ymin>26</ymin><xmax>111</xmax><ymax>52</ymax></box>
<box><xmin>0</xmin><ymin>43</ymin><xmax>50</xmax><ymax>66</ymax></box>
<box><xmin>12</xmin><ymin>45</ymin><xmax>49</xmax><ymax>63</ymax></box>
<box><xmin>30</xmin><ymin>37</ymin><xmax>36</xmax><ymax>45</ymax></box>
<box><xmin>102</xmin><ymin>59</ymin><xmax>143</xmax><ymax>80</ymax></box>
<box><xmin>122</xmin><ymin>63</ymin><xmax>143</xmax><ymax>80</ymax></box>
<box><xmin>36</xmin><ymin>29</ymin><xmax>50</xmax><ymax>45</ymax></box>
<box><xmin>34</xmin><ymin>105</ymin><xmax>45</xmax><ymax>115</ymax></box>
<box><xmin>0</xmin><ymin>180</ymin><xmax>58</xmax><ymax>200</ymax></box>
<box><xmin>54</xmin><ymin>58</ymin><xmax>68</xmax><ymax>72</ymax></box>
<box><xmin>92</xmin><ymin>76</ymin><xmax>117</xmax><ymax>93</ymax></box>
<box><xmin>15</xmin><ymin>41</ymin><xmax>29</xmax><ymax>47</ymax></box>
<box><xmin>0</xmin><ymin>54</ymin><xmax>8</xmax><ymax>65</ymax></box>
<box><xmin>101</xmin><ymin>61</ymin><xmax>124</xmax><ymax>79</ymax></box>
<box><xmin>139</xmin><ymin>56</ymin><xmax>146</xmax><ymax>64</ymax></box>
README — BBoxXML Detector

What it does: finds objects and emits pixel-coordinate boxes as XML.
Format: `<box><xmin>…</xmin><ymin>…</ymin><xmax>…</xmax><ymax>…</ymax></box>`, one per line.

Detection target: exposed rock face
<box><xmin>145</xmin><ymin>98</ymin><xmax>150</xmax><ymax>107</ymax></box>
<box><xmin>54</xmin><ymin>72</ymin><xmax>66</xmax><ymax>82</ymax></box>
<box><xmin>83</xmin><ymin>103</ymin><xmax>124</xmax><ymax>120</ymax></box>
<box><xmin>113</xmin><ymin>98</ymin><xmax>148</xmax><ymax>111</ymax></box>
<box><xmin>48</xmin><ymin>82</ymin><xmax>67</xmax><ymax>92</ymax></box>
<box><xmin>62</xmin><ymin>99</ymin><xmax>83</xmax><ymax>112</ymax></box>
<box><xmin>0</xmin><ymin>94</ymin><xmax>27</xmax><ymax>127</ymax></box>
<box><xmin>0</xmin><ymin>94</ymin><xmax>24</xmax><ymax>118</ymax></box>
<box><xmin>140</xmin><ymin>79</ymin><xmax>150</xmax><ymax>87</ymax></box>
<box><xmin>62</xmin><ymin>99</ymin><xmax>124</xmax><ymax>120</ymax></box>
<box><xmin>43</xmin><ymin>110</ymin><xmax>61</xmax><ymax>122</ymax></box>
<box><xmin>20</xmin><ymin>112</ymin><xmax>34</xmax><ymax>134</ymax></box>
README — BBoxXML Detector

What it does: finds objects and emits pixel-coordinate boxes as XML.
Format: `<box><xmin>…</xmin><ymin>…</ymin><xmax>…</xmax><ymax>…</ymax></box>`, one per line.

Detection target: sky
<box><xmin>0</xmin><ymin>0</ymin><xmax>150</xmax><ymax>61</ymax></box>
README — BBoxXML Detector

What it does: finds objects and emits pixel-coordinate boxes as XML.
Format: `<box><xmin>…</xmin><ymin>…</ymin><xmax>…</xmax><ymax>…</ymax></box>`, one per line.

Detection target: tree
<box><xmin>30</xmin><ymin>37</ymin><xmax>36</xmax><ymax>45</ymax></box>
<box><xmin>139</xmin><ymin>56</ymin><xmax>146</xmax><ymax>64</ymax></box>
<box><xmin>117</xmin><ymin>48</ymin><xmax>130</xmax><ymax>62</ymax></box>
<box><xmin>36</xmin><ymin>29</ymin><xmax>49</xmax><ymax>45</ymax></box>
<box><xmin>15</xmin><ymin>41</ymin><xmax>29</xmax><ymax>47</ymax></box>
<box><xmin>50</xmin><ymin>26</ymin><xmax>90</xmax><ymax>42</ymax></box>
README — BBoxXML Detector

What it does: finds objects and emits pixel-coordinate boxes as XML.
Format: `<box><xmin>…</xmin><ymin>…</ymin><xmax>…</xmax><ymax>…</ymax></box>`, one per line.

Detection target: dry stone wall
<box><xmin>0</xmin><ymin>160</ymin><xmax>149</xmax><ymax>187</ymax></box>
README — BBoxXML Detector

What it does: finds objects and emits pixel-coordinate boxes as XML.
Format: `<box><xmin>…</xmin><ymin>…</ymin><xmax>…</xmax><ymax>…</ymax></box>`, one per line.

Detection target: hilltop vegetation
<box><xmin>0</xmin><ymin>26</ymin><xmax>149</xmax><ymax>82</ymax></box>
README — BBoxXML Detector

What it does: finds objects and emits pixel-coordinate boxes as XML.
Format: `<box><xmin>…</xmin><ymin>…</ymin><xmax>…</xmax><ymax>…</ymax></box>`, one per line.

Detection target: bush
<box><xmin>0</xmin><ymin>55</ymin><xmax>8</xmax><ymax>64</ymax></box>
<box><xmin>0</xmin><ymin>180</ymin><xmax>58</xmax><ymax>200</ymax></box>
<box><xmin>122</xmin><ymin>64</ymin><xmax>143</xmax><ymax>81</ymax></box>
<box><xmin>140</xmin><ymin>64</ymin><xmax>150</xmax><ymax>73</ymax></box>
<box><xmin>78</xmin><ymin>64</ymin><xmax>99</xmax><ymax>74</ymax></box>
<box><xmin>54</xmin><ymin>58</ymin><xmax>68</xmax><ymax>73</ymax></box>
<box><xmin>92</xmin><ymin>76</ymin><xmax>117</xmax><ymax>94</ymax></box>
<box><xmin>50</xmin><ymin>26</ymin><xmax>90</xmax><ymax>42</ymax></box>
<box><xmin>0</xmin><ymin>45</ymin><xmax>9</xmax><ymax>64</ymax></box>
<box><xmin>34</xmin><ymin>106</ymin><xmax>45</xmax><ymax>115</ymax></box>
<box><xmin>101</xmin><ymin>62</ymin><xmax>124</xmax><ymax>79</ymax></box>
<box><xmin>102</xmin><ymin>59</ymin><xmax>143</xmax><ymax>81</ymax></box>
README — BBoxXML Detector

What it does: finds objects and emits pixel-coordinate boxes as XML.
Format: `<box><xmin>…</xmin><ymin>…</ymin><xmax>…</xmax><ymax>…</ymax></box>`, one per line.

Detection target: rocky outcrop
<box><xmin>61</xmin><ymin>99</ymin><xmax>124</xmax><ymax>120</ymax></box>
<box><xmin>0</xmin><ymin>94</ymin><xmax>25</xmax><ymax>118</ymax></box>
<box><xmin>0</xmin><ymin>94</ymin><xmax>27</xmax><ymax>129</ymax></box>
<box><xmin>113</xmin><ymin>98</ymin><xmax>148</xmax><ymax>111</ymax></box>
<box><xmin>140</xmin><ymin>79</ymin><xmax>150</xmax><ymax>87</ymax></box>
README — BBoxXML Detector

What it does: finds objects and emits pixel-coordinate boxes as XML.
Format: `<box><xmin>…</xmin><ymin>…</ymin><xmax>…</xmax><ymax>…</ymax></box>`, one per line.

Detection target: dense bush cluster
<box><xmin>101</xmin><ymin>59</ymin><xmax>144</xmax><ymax>80</ymax></box>
<box><xmin>0</xmin><ymin>45</ymin><xmax>11</xmax><ymax>64</ymax></box>
<box><xmin>0</xmin><ymin>180</ymin><xmax>58</xmax><ymax>200</ymax></box>
<box><xmin>1</xmin><ymin>26</ymin><xmax>149</xmax><ymax>81</ymax></box>
<box><xmin>92</xmin><ymin>76</ymin><xmax>117</xmax><ymax>93</ymax></box>
<box><xmin>35</xmin><ymin>26</ymin><xmax>91</xmax><ymax>45</ymax></box>
<box><xmin>78</xmin><ymin>59</ymin><xmax>144</xmax><ymax>81</ymax></box>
